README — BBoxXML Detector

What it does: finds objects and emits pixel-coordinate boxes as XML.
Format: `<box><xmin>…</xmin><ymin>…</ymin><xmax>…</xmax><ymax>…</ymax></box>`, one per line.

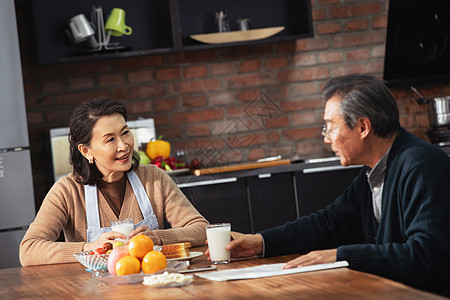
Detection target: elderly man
<box><xmin>224</xmin><ymin>74</ymin><xmax>450</xmax><ymax>296</ymax></box>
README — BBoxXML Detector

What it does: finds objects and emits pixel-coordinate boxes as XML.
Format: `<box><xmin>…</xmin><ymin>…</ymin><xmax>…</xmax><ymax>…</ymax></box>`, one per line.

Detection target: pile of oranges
<box><xmin>115</xmin><ymin>235</ymin><xmax>167</xmax><ymax>276</ymax></box>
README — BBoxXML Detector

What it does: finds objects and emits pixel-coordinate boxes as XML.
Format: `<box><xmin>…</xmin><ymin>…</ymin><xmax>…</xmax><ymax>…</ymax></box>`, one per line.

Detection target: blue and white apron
<box><xmin>85</xmin><ymin>171</ymin><xmax>159</xmax><ymax>242</ymax></box>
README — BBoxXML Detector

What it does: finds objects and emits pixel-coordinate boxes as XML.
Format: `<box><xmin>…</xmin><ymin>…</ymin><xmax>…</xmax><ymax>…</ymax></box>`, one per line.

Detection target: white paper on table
<box><xmin>195</xmin><ymin>261</ymin><xmax>349</xmax><ymax>281</ymax></box>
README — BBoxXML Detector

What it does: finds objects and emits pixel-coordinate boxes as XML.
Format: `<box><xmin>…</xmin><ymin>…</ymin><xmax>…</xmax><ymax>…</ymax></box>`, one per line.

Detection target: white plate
<box><xmin>166</xmin><ymin>251</ymin><xmax>203</xmax><ymax>261</ymax></box>
<box><xmin>166</xmin><ymin>168</ymin><xmax>190</xmax><ymax>176</ymax></box>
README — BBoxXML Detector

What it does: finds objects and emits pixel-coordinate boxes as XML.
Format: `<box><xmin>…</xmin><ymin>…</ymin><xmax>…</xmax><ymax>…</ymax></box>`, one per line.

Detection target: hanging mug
<box><xmin>67</xmin><ymin>14</ymin><xmax>95</xmax><ymax>44</ymax></box>
<box><xmin>104</xmin><ymin>8</ymin><xmax>132</xmax><ymax>37</ymax></box>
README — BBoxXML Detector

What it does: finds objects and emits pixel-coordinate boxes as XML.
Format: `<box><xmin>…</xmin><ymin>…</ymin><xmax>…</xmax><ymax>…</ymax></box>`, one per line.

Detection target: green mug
<box><xmin>104</xmin><ymin>8</ymin><xmax>132</xmax><ymax>37</ymax></box>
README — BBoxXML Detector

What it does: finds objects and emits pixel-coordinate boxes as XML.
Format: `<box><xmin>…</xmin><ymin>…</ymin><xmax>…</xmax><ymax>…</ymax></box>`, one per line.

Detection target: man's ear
<box><xmin>359</xmin><ymin>117</ymin><xmax>371</xmax><ymax>139</ymax></box>
<box><xmin>78</xmin><ymin>144</ymin><xmax>90</xmax><ymax>160</ymax></box>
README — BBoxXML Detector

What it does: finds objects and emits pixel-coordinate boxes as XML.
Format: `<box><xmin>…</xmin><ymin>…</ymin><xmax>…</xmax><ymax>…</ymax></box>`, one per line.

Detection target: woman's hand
<box><xmin>282</xmin><ymin>249</ymin><xmax>337</xmax><ymax>269</ymax></box>
<box><xmin>129</xmin><ymin>225</ymin><xmax>152</xmax><ymax>239</ymax></box>
<box><xmin>83</xmin><ymin>231</ymin><xmax>127</xmax><ymax>252</ymax></box>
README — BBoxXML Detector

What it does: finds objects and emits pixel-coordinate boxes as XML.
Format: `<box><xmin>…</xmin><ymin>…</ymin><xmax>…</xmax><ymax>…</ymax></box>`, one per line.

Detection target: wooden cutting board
<box><xmin>193</xmin><ymin>159</ymin><xmax>291</xmax><ymax>176</ymax></box>
<box><xmin>190</xmin><ymin>26</ymin><xmax>285</xmax><ymax>44</ymax></box>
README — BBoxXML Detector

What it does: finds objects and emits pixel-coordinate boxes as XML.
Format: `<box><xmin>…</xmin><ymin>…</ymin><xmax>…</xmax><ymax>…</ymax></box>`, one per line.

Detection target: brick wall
<box><xmin>14</xmin><ymin>0</ymin><xmax>448</xmax><ymax>207</ymax></box>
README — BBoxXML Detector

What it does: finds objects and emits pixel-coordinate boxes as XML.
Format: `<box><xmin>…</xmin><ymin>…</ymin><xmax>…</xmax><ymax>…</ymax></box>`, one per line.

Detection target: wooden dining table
<box><xmin>0</xmin><ymin>246</ymin><xmax>445</xmax><ymax>300</ymax></box>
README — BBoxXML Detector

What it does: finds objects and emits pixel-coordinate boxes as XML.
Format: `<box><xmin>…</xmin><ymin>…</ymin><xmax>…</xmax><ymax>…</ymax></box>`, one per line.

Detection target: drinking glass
<box><xmin>206</xmin><ymin>223</ymin><xmax>231</xmax><ymax>264</ymax></box>
<box><xmin>111</xmin><ymin>218</ymin><xmax>134</xmax><ymax>240</ymax></box>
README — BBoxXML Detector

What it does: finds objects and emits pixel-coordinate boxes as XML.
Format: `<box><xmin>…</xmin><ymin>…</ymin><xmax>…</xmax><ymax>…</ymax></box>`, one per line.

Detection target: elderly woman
<box><xmin>20</xmin><ymin>98</ymin><xmax>208</xmax><ymax>266</ymax></box>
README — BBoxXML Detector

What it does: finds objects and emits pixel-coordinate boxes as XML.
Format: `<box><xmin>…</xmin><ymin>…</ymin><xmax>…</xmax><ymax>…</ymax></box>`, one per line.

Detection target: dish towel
<box><xmin>195</xmin><ymin>261</ymin><xmax>349</xmax><ymax>281</ymax></box>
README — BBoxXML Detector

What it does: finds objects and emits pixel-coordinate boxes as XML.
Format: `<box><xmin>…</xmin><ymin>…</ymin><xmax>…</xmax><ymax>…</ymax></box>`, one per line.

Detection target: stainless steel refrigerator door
<box><xmin>0</xmin><ymin>0</ymin><xmax>29</xmax><ymax>149</ymax></box>
<box><xmin>0</xmin><ymin>150</ymin><xmax>35</xmax><ymax>230</ymax></box>
<box><xmin>0</xmin><ymin>229</ymin><xmax>27</xmax><ymax>268</ymax></box>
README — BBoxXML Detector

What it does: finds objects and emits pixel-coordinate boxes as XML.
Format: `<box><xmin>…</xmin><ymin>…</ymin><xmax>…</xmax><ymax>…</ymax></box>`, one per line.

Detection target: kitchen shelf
<box><xmin>31</xmin><ymin>0</ymin><xmax>313</xmax><ymax>64</ymax></box>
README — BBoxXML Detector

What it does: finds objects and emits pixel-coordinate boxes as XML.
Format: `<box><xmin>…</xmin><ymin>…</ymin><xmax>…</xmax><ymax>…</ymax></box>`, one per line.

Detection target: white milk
<box><xmin>206</xmin><ymin>223</ymin><xmax>231</xmax><ymax>264</ymax></box>
<box><xmin>111</xmin><ymin>222</ymin><xmax>133</xmax><ymax>239</ymax></box>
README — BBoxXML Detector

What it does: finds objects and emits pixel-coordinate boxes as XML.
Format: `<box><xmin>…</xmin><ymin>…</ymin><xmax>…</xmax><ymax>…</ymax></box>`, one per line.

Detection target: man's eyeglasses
<box><xmin>321</xmin><ymin>121</ymin><xmax>350</xmax><ymax>139</ymax></box>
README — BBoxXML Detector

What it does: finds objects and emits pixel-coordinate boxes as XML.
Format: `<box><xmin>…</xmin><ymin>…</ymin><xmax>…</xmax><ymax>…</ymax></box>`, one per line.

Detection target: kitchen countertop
<box><xmin>171</xmin><ymin>142</ymin><xmax>450</xmax><ymax>185</ymax></box>
<box><xmin>171</xmin><ymin>157</ymin><xmax>360</xmax><ymax>185</ymax></box>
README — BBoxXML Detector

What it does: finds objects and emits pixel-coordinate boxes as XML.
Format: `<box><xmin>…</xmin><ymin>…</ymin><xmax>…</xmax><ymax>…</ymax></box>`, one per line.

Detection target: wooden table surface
<box><xmin>0</xmin><ymin>246</ymin><xmax>445</xmax><ymax>300</ymax></box>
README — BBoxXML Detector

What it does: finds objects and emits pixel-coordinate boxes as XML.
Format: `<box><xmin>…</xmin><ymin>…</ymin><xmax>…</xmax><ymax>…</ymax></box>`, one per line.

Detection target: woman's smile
<box><xmin>116</xmin><ymin>152</ymin><xmax>131</xmax><ymax>162</ymax></box>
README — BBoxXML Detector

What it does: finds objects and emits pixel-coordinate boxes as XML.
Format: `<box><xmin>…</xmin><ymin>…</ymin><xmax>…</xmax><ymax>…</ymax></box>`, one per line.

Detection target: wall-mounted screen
<box><xmin>384</xmin><ymin>0</ymin><xmax>450</xmax><ymax>87</ymax></box>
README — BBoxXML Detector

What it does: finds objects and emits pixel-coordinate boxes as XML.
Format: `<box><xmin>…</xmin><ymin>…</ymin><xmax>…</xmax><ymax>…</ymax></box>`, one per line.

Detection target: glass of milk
<box><xmin>206</xmin><ymin>223</ymin><xmax>231</xmax><ymax>264</ymax></box>
<box><xmin>111</xmin><ymin>218</ymin><xmax>134</xmax><ymax>240</ymax></box>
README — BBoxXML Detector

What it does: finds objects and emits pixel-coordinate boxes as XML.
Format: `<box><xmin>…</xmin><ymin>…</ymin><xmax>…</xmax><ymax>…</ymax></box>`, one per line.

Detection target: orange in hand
<box><xmin>128</xmin><ymin>235</ymin><xmax>154</xmax><ymax>259</ymax></box>
<box><xmin>115</xmin><ymin>255</ymin><xmax>141</xmax><ymax>276</ymax></box>
<box><xmin>142</xmin><ymin>251</ymin><xmax>167</xmax><ymax>274</ymax></box>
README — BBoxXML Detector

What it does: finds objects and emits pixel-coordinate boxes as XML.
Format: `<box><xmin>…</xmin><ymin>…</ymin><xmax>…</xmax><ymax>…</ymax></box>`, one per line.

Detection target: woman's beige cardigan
<box><xmin>20</xmin><ymin>164</ymin><xmax>208</xmax><ymax>266</ymax></box>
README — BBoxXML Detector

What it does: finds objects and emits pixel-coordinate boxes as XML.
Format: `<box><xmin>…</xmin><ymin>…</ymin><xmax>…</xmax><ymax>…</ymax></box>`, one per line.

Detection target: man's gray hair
<box><xmin>322</xmin><ymin>73</ymin><xmax>400</xmax><ymax>138</ymax></box>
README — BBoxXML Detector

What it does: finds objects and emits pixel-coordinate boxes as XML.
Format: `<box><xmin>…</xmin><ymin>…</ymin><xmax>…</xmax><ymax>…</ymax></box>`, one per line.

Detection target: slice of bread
<box><xmin>163</xmin><ymin>249</ymin><xmax>190</xmax><ymax>259</ymax></box>
<box><xmin>161</xmin><ymin>242</ymin><xmax>191</xmax><ymax>259</ymax></box>
<box><xmin>161</xmin><ymin>242</ymin><xmax>191</xmax><ymax>252</ymax></box>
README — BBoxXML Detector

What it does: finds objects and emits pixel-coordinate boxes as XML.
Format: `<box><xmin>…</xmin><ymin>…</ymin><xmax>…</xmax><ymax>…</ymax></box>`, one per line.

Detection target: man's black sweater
<box><xmin>261</xmin><ymin>129</ymin><xmax>450</xmax><ymax>296</ymax></box>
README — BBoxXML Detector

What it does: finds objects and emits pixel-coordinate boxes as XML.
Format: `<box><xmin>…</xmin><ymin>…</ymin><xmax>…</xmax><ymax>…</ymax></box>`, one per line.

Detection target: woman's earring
<box><xmin>88</xmin><ymin>158</ymin><xmax>94</xmax><ymax>164</ymax></box>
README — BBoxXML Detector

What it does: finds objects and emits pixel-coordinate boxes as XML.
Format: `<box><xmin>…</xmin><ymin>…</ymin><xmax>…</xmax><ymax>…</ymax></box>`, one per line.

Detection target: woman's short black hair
<box><xmin>68</xmin><ymin>98</ymin><xmax>139</xmax><ymax>185</ymax></box>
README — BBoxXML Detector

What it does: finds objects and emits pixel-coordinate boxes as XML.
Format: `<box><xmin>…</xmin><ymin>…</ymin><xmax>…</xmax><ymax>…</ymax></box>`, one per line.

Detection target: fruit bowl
<box><xmin>91</xmin><ymin>260</ymin><xmax>191</xmax><ymax>284</ymax></box>
<box><xmin>73</xmin><ymin>251</ymin><xmax>109</xmax><ymax>271</ymax></box>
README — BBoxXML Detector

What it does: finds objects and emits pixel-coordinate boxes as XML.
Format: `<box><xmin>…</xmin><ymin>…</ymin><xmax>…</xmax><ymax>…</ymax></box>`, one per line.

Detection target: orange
<box><xmin>115</xmin><ymin>255</ymin><xmax>141</xmax><ymax>276</ymax></box>
<box><xmin>141</xmin><ymin>251</ymin><xmax>167</xmax><ymax>274</ymax></box>
<box><xmin>128</xmin><ymin>234</ymin><xmax>154</xmax><ymax>259</ymax></box>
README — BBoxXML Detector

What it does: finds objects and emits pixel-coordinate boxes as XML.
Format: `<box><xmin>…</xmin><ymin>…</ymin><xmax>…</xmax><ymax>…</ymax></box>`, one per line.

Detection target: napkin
<box><xmin>195</xmin><ymin>261</ymin><xmax>349</xmax><ymax>281</ymax></box>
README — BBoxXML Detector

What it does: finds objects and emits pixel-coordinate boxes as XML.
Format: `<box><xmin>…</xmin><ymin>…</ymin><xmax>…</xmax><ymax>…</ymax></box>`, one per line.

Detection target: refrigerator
<box><xmin>0</xmin><ymin>0</ymin><xmax>36</xmax><ymax>268</ymax></box>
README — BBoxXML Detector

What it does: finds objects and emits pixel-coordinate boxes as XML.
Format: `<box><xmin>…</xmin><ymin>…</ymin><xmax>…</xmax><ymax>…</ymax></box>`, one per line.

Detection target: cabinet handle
<box><xmin>303</xmin><ymin>165</ymin><xmax>362</xmax><ymax>174</ymax></box>
<box><xmin>177</xmin><ymin>177</ymin><xmax>237</xmax><ymax>188</ymax></box>
<box><xmin>258</xmin><ymin>173</ymin><xmax>271</xmax><ymax>179</ymax></box>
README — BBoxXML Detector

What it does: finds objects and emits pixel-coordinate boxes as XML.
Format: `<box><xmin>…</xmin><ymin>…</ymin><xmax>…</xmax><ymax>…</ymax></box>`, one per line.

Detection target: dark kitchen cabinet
<box><xmin>295</xmin><ymin>165</ymin><xmax>362</xmax><ymax>217</ymax></box>
<box><xmin>246</xmin><ymin>172</ymin><xmax>297</xmax><ymax>233</ymax></box>
<box><xmin>31</xmin><ymin>0</ymin><xmax>313</xmax><ymax>64</ymax></box>
<box><xmin>178</xmin><ymin>176</ymin><xmax>252</xmax><ymax>233</ymax></box>
<box><xmin>175</xmin><ymin>160</ymin><xmax>361</xmax><ymax>235</ymax></box>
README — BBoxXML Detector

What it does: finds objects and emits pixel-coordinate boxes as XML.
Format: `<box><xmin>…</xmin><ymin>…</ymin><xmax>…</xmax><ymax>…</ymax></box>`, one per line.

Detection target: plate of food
<box><xmin>166</xmin><ymin>251</ymin><xmax>203</xmax><ymax>262</ymax></box>
<box><xmin>75</xmin><ymin>240</ymin><xmax>201</xmax><ymax>284</ymax></box>
<box><xmin>160</xmin><ymin>242</ymin><xmax>203</xmax><ymax>261</ymax></box>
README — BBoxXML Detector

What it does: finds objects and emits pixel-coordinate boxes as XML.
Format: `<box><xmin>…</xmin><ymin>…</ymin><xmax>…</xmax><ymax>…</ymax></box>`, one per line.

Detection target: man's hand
<box><xmin>282</xmin><ymin>249</ymin><xmax>337</xmax><ymax>269</ymax></box>
<box><xmin>226</xmin><ymin>234</ymin><xmax>263</xmax><ymax>258</ymax></box>
<box><xmin>204</xmin><ymin>233</ymin><xmax>263</xmax><ymax>259</ymax></box>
